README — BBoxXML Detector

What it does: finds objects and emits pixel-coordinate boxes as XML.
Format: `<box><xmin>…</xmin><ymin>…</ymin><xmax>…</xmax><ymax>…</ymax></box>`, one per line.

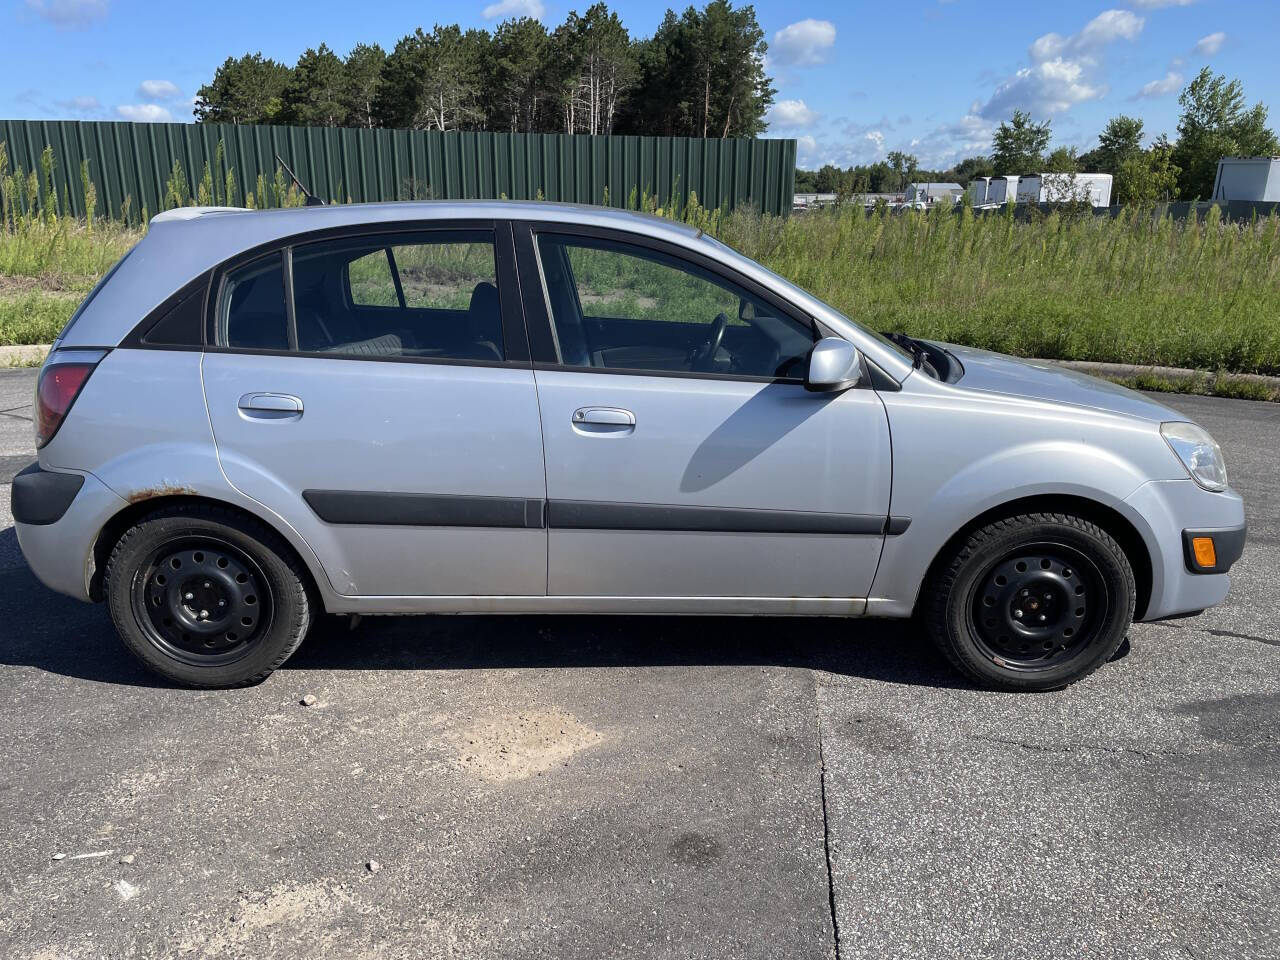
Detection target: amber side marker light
<box><xmin>1191</xmin><ymin>537</ymin><xmax>1217</xmax><ymax>569</ymax></box>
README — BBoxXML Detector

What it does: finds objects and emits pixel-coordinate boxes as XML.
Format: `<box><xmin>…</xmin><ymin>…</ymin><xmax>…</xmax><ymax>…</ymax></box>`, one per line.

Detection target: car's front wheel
<box><xmin>924</xmin><ymin>512</ymin><xmax>1136</xmax><ymax>691</ymax></box>
<box><xmin>104</xmin><ymin>504</ymin><xmax>315</xmax><ymax>688</ymax></box>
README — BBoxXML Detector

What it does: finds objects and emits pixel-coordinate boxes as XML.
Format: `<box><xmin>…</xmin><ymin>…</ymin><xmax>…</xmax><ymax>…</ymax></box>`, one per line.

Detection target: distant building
<box><xmin>1212</xmin><ymin>157</ymin><xmax>1280</xmax><ymax>201</ymax></box>
<box><xmin>984</xmin><ymin>176</ymin><xmax>1020</xmax><ymax>205</ymax></box>
<box><xmin>1015</xmin><ymin>173</ymin><xmax>1113</xmax><ymax>207</ymax></box>
<box><xmin>904</xmin><ymin>182</ymin><xmax>964</xmax><ymax>204</ymax></box>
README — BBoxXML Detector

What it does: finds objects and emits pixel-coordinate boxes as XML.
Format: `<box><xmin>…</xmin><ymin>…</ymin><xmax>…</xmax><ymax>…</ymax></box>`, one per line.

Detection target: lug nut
<box><xmin>199</xmin><ymin>609</ymin><xmax>209</xmax><ymax>619</ymax></box>
<box><xmin>203</xmin><ymin>581</ymin><xmax>211</xmax><ymax>588</ymax></box>
<box><xmin>218</xmin><ymin>600</ymin><xmax>226</xmax><ymax>607</ymax></box>
<box><xmin>184</xmin><ymin>592</ymin><xmax>194</xmax><ymax>600</ymax></box>
<box><xmin>1013</xmin><ymin>609</ymin><xmax>1023</xmax><ymax>618</ymax></box>
<box><xmin>1038</xmin><ymin>615</ymin><xmax>1047</xmax><ymax>622</ymax></box>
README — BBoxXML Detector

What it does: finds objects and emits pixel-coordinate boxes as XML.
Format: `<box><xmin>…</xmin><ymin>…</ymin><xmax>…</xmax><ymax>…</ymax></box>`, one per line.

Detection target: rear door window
<box><xmin>290</xmin><ymin>231</ymin><xmax>503</xmax><ymax>361</ymax></box>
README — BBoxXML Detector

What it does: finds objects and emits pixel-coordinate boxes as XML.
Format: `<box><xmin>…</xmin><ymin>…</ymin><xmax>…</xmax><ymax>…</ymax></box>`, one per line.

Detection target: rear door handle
<box><xmin>573</xmin><ymin>407</ymin><xmax>635</xmax><ymax>427</ymax></box>
<box><xmin>238</xmin><ymin>393</ymin><xmax>304</xmax><ymax>419</ymax></box>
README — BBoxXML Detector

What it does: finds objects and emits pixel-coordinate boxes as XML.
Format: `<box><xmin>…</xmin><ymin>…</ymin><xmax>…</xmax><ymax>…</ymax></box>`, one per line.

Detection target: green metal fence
<box><xmin>0</xmin><ymin>120</ymin><xmax>796</xmax><ymax>225</ymax></box>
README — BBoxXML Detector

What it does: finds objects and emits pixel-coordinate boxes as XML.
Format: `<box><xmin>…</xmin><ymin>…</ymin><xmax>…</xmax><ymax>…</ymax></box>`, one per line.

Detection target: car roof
<box><xmin>64</xmin><ymin>201</ymin><xmax>705</xmax><ymax>347</ymax></box>
<box><xmin>149</xmin><ymin>199</ymin><xmax>703</xmax><ymax>240</ymax></box>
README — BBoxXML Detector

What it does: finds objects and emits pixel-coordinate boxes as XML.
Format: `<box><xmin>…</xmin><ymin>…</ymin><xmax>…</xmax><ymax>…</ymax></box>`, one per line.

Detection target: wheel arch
<box><xmin>89</xmin><ymin>494</ymin><xmax>328</xmax><ymax>612</ymax></box>
<box><xmin>916</xmin><ymin>493</ymin><xmax>1154</xmax><ymax>621</ymax></box>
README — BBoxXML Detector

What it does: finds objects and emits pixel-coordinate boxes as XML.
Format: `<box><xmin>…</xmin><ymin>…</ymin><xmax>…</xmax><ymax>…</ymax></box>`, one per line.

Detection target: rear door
<box><xmin>202</xmin><ymin>222</ymin><xmax>547</xmax><ymax>598</ymax></box>
<box><xmin>515</xmin><ymin>223</ymin><xmax>893</xmax><ymax>606</ymax></box>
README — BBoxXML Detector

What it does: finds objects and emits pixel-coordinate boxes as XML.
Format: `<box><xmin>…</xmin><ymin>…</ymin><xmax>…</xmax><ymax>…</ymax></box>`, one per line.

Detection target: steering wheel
<box><xmin>691</xmin><ymin>311</ymin><xmax>730</xmax><ymax>372</ymax></box>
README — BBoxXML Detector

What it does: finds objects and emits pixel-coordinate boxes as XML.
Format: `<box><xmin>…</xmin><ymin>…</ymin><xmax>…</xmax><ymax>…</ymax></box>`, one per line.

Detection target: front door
<box><xmin>202</xmin><ymin>223</ymin><xmax>547</xmax><ymax>598</ymax></box>
<box><xmin>518</xmin><ymin>226</ymin><xmax>892</xmax><ymax>605</ymax></box>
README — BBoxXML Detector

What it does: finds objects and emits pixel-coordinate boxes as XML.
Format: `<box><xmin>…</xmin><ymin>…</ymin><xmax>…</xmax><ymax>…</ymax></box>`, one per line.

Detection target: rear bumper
<box><xmin>1125</xmin><ymin>479</ymin><xmax>1246</xmax><ymax>621</ymax></box>
<box><xmin>14</xmin><ymin>462</ymin><xmax>128</xmax><ymax>602</ymax></box>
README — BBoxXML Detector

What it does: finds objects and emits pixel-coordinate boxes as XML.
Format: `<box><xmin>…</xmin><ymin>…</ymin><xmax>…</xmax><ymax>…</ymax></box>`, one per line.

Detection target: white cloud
<box><xmin>796</xmin><ymin>135</ymin><xmax>818</xmax><ymax>167</ymax></box>
<box><xmin>1195</xmin><ymin>31</ymin><xmax>1226</xmax><ymax>56</ymax></box>
<box><xmin>864</xmin><ymin>130</ymin><xmax>886</xmax><ymax>154</ymax></box>
<box><xmin>767</xmin><ymin>99</ymin><xmax>820</xmax><ymax>130</ymax></box>
<box><xmin>1131</xmin><ymin>0</ymin><xmax>1195</xmax><ymax>7</ymax></box>
<box><xmin>54</xmin><ymin>95</ymin><xmax>101</xmax><ymax>117</ymax></box>
<box><xmin>1136</xmin><ymin>71</ymin><xmax>1183</xmax><ymax>99</ymax></box>
<box><xmin>138</xmin><ymin>80</ymin><xmax>181</xmax><ymax>101</ymax></box>
<box><xmin>771</xmin><ymin>19</ymin><xmax>836</xmax><ymax>67</ymax></box>
<box><xmin>115</xmin><ymin>103</ymin><xmax>173</xmax><ymax>123</ymax></box>
<box><xmin>480</xmin><ymin>0</ymin><xmax>545</xmax><ymax>19</ymax></box>
<box><xmin>23</xmin><ymin>0</ymin><xmax>106</xmax><ymax>29</ymax></box>
<box><xmin>979</xmin><ymin>10</ymin><xmax>1143</xmax><ymax>119</ymax></box>
<box><xmin>910</xmin><ymin>112</ymin><xmax>997</xmax><ymax>168</ymax></box>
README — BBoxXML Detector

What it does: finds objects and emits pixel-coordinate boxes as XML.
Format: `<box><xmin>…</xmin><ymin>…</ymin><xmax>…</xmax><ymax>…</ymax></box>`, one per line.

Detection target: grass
<box><xmin>715</xmin><ymin>203</ymin><xmax>1280</xmax><ymax>376</ymax></box>
<box><xmin>2</xmin><ymin>200</ymin><xmax>1279</xmax><ymax>398</ymax></box>
<box><xmin>0</xmin><ymin>218</ymin><xmax>142</xmax><ymax>345</ymax></box>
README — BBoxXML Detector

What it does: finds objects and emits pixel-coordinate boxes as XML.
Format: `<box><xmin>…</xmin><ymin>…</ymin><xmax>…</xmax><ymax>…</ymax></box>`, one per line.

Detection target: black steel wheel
<box><xmin>130</xmin><ymin>536</ymin><xmax>275</xmax><ymax>668</ymax></box>
<box><xmin>106</xmin><ymin>504</ymin><xmax>315</xmax><ymax>688</ymax></box>
<box><xmin>925</xmin><ymin>512</ymin><xmax>1135</xmax><ymax>691</ymax></box>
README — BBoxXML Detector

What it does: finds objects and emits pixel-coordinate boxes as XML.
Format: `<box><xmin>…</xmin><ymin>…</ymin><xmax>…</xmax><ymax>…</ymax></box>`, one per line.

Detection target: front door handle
<box><xmin>573</xmin><ymin>407</ymin><xmax>635</xmax><ymax>426</ymax></box>
<box><xmin>572</xmin><ymin>406</ymin><xmax>635</xmax><ymax>434</ymax></box>
<box><xmin>238</xmin><ymin>392</ymin><xmax>304</xmax><ymax>419</ymax></box>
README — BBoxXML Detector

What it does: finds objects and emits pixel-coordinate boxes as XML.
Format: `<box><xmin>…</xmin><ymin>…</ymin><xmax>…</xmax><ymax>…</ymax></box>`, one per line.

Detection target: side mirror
<box><xmin>805</xmin><ymin>337</ymin><xmax>862</xmax><ymax>393</ymax></box>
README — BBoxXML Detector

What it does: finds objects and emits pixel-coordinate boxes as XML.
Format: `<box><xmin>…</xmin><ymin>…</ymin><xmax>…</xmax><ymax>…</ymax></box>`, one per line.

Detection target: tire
<box><xmin>923</xmin><ymin>512</ymin><xmax>1135</xmax><ymax>692</ymax></box>
<box><xmin>104</xmin><ymin>504</ymin><xmax>315</xmax><ymax>688</ymax></box>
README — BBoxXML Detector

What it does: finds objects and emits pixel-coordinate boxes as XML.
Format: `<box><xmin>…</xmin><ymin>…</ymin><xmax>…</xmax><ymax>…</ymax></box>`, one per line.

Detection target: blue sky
<box><xmin>3</xmin><ymin>0</ymin><xmax>1276</xmax><ymax>169</ymax></box>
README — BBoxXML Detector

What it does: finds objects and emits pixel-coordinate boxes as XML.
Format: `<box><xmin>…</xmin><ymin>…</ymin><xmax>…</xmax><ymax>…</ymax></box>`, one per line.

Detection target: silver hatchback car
<box><xmin>14</xmin><ymin>201</ymin><xmax>1245</xmax><ymax>691</ymax></box>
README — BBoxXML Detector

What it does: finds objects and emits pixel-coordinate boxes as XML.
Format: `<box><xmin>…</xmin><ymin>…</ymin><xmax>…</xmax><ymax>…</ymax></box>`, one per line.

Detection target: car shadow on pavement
<box><xmin>0</xmin><ymin>527</ymin><xmax>965</xmax><ymax>690</ymax></box>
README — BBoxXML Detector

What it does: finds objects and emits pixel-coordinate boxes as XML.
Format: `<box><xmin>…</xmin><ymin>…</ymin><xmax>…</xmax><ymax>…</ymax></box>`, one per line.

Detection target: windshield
<box><xmin>700</xmin><ymin>234</ymin><xmax>915</xmax><ymax>364</ymax></box>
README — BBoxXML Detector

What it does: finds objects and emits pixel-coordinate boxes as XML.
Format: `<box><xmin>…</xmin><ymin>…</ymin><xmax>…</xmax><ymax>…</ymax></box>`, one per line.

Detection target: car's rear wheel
<box><xmin>924</xmin><ymin>512</ymin><xmax>1135</xmax><ymax>691</ymax></box>
<box><xmin>105</xmin><ymin>504</ymin><xmax>314</xmax><ymax>688</ymax></box>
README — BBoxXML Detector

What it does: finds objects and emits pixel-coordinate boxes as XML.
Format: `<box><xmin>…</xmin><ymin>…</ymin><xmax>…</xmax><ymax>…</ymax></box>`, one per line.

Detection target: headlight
<box><xmin>1161</xmin><ymin>421</ymin><xmax>1228</xmax><ymax>491</ymax></box>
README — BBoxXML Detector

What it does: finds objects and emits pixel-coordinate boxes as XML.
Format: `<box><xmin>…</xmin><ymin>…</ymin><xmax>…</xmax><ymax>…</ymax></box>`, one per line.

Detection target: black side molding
<box><xmin>302</xmin><ymin>490</ymin><xmax>912</xmax><ymax>537</ymax></box>
<box><xmin>547</xmin><ymin>500</ymin><xmax>890</xmax><ymax>536</ymax></box>
<box><xmin>303</xmin><ymin>490</ymin><xmax>545</xmax><ymax>528</ymax></box>
<box><xmin>1182</xmin><ymin>525</ymin><xmax>1247</xmax><ymax>574</ymax></box>
<box><xmin>885</xmin><ymin>516</ymin><xmax>911</xmax><ymax>535</ymax></box>
<box><xmin>12</xmin><ymin>462</ymin><xmax>85</xmax><ymax>526</ymax></box>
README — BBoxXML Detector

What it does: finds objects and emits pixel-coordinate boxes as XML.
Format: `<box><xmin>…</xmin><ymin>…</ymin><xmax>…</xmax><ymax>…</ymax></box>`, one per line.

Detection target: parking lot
<box><xmin>0</xmin><ymin>365</ymin><xmax>1276</xmax><ymax>960</ymax></box>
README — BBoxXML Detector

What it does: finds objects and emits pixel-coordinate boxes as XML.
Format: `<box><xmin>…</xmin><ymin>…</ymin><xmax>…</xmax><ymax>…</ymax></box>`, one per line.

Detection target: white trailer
<box><xmin>967</xmin><ymin>177</ymin><xmax>990</xmax><ymax>204</ymax></box>
<box><xmin>1016</xmin><ymin>173</ymin><xmax>1113</xmax><ymax>207</ymax></box>
<box><xmin>1212</xmin><ymin>157</ymin><xmax>1280</xmax><ymax>201</ymax></box>
<box><xmin>985</xmin><ymin>175</ymin><xmax>1019</xmax><ymax>205</ymax></box>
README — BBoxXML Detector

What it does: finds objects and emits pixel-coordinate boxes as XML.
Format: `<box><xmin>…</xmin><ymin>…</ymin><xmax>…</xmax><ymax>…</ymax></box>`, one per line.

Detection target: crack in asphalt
<box><xmin>970</xmin><ymin>734</ymin><xmax>1195</xmax><ymax>760</ymax></box>
<box><xmin>814</xmin><ymin>679</ymin><xmax>842</xmax><ymax>960</ymax></box>
<box><xmin>1206</xmin><ymin>628</ymin><xmax>1280</xmax><ymax>647</ymax></box>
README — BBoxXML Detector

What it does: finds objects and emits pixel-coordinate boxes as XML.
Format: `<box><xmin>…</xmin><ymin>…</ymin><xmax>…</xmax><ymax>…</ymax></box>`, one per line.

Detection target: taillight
<box><xmin>34</xmin><ymin>350</ymin><xmax>104</xmax><ymax>448</ymax></box>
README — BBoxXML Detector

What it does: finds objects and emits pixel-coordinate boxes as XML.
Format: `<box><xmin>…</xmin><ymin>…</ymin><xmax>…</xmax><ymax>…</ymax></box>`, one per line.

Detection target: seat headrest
<box><xmin>469</xmin><ymin>281</ymin><xmax>500</xmax><ymax>316</ymax></box>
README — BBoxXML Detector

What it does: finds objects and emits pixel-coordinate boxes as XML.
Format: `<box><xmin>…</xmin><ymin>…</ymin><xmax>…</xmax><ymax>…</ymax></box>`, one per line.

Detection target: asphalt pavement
<box><xmin>0</xmin><ymin>366</ymin><xmax>1275</xmax><ymax>960</ymax></box>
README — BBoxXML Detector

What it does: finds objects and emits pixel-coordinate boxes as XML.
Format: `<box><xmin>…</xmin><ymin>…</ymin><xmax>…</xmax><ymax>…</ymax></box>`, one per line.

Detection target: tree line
<box><xmin>796</xmin><ymin>67</ymin><xmax>1278</xmax><ymax>204</ymax></box>
<box><xmin>194</xmin><ymin>1</ymin><xmax>775</xmax><ymax>139</ymax></box>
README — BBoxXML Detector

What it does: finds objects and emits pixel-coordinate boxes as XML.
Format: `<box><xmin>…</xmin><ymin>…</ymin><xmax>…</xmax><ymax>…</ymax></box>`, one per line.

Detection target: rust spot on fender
<box><xmin>126</xmin><ymin>484</ymin><xmax>198</xmax><ymax>504</ymax></box>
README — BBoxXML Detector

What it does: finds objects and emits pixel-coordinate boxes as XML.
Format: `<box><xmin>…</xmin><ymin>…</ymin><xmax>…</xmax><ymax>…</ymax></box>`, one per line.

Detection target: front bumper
<box><xmin>1124</xmin><ymin>479</ymin><xmax>1246</xmax><ymax>621</ymax></box>
<box><xmin>14</xmin><ymin>462</ymin><xmax>128</xmax><ymax>602</ymax></box>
